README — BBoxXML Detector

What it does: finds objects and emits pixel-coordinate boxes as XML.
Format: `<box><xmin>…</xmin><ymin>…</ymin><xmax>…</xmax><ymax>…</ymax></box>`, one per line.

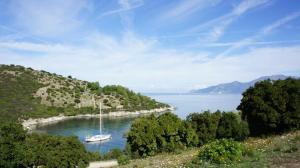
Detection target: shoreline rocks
<box><xmin>22</xmin><ymin>107</ymin><xmax>174</xmax><ymax>130</ymax></box>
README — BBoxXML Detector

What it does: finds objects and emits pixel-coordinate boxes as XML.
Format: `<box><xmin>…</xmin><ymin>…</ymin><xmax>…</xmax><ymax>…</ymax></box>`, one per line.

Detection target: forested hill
<box><xmin>0</xmin><ymin>64</ymin><xmax>169</xmax><ymax>119</ymax></box>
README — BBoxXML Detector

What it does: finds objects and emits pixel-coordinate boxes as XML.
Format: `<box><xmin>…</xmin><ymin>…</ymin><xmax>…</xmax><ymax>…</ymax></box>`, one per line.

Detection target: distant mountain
<box><xmin>191</xmin><ymin>75</ymin><xmax>292</xmax><ymax>94</ymax></box>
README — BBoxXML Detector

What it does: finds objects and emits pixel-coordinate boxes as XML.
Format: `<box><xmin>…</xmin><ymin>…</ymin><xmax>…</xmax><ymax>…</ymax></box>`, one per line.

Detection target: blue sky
<box><xmin>0</xmin><ymin>0</ymin><xmax>300</xmax><ymax>92</ymax></box>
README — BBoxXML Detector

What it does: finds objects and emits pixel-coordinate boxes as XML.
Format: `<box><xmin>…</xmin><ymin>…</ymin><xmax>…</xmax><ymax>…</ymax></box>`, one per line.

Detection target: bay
<box><xmin>35</xmin><ymin>94</ymin><xmax>242</xmax><ymax>153</ymax></box>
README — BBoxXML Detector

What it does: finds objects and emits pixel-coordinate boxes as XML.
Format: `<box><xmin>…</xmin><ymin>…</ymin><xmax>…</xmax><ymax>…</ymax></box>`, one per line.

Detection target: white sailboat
<box><xmin>85</xmin><ymin>102</ymin><xmax>112</xmax><ymax>142</ymax></box>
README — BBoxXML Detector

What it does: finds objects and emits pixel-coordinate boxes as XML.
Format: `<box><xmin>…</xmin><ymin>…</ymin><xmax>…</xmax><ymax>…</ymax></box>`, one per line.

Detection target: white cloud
<box><xmin>160</xmin><ymin>0</ymin><xmax>222</xmax><ymax>22</ymax></box>
<box><xmin>219</xmin><ymin>11</ymin><xmax>300</xmax><ymax>56</ymax></box>
<box><xmin>189</xmin><ymin>0</ymin><xmax>270</xmax><ymax>42</ymax></box>
<box><xmin>7</xmin><ymin>0</ymin><xmax>91</xmax><ymax>37</ymax></box>
<box><xmin>0</xmin><ymin>0</ymin><xmax>299</xmax><ymax>92</ymax></box>
<box><xmin>1</xmin><ymin>32</ymin><xmax>299</xmax><ymax>92</ymax></box>
<box><xmin>98</xmin><ymin>0</ymin><xmax>143</xmax><ymax>18</ymax></box>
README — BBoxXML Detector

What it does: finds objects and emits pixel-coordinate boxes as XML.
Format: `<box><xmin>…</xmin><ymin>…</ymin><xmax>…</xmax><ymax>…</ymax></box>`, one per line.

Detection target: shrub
<box><xmin>126</xmin><ymin>115</ymin><xmax>163</xmax><ymax>157</ymax></box>
<box><xmin>238</xmin><ymin>78</ymin><xmax>300</xmax><ymax>136</ymax></box>
<box><xmin>179</xmin><ymin>121</ymin><xmax>199</xmax><ymax>148</ymax></box>
<box><xmin>117</xmin><ymin>154</ymin><xmax>130</xmax><ymax>165</ymax></box>
<box><xmin>198</xmin><ymin>139</ymin><xmax>245</xmax><ymax>164</ymax></box>
<box><xmin>102</xmin><ymin>148</ymin><xmax>123</xmax><ymax>160</ymax></box>
<box><xmin>157</xmin><ymin>112</ymin><xmax>184</xmax><ymax>152</ymax></box>
<box><xmin>0</xmin><ymin>122</ymin><xmax>91</xmax><ymax>168</ymax></box>
<box><xmin>126</xmin><ymin>112</ymin><xmax>199</xmax><ymax>157</ymax></box>
<box><xmin>186</xmin><ymin>111</ymin><xmax>221</xmax><ymax>146</ymax></box>
<box><xmin>217</xmin><ymin>112</ymin><xmax>249</xmax><ymax>141</ymax></box>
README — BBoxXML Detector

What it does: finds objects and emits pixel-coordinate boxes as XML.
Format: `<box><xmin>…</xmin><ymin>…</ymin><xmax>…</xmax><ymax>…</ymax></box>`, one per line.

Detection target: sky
<box><xmin>0</xmin><ymin>0</ymin><xmax>300</xmax><ymax>93</ymax></box>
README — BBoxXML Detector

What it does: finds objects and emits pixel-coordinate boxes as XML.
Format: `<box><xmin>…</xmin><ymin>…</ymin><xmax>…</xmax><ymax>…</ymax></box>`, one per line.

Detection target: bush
<box><xmin>117</xmin><ymin>154</ymin><xmax>130</xmax><ymax>165</ymax></box>
<box><xmin>179</xmin><ymin>121</ymin><xmax>199</xmax><ymax>148</ymax></box>
<box><xmin>102</xmin><ymin>148</ymin><xmax>123</xmax><ymax>160</ymax></box>
<box><xmin>186</xmin><ymin>111</ymin><xmax>221</xmax><ymax>146</ymax></box>
<box><xmin>238</xmin><ymin>78</ymin><xmax>300</xmax><ymax>136</ymax></box>
<box><xmin>198</xmin><ymin>139</ymin><xmax>245</xmax><ymax>164</ymax></box>
<box><xmin>126</xmin><ymin>115</ymin><xmax>163</xmax><ymax>157</ymax></box>
<box><xmin>217</xmin><ymin>112</ymin><xmax>249</xmax><ymax>141</ymax></box>
<box><xmin>0</xmin><ymin>122</ymin><xmax>91</xmax><ymax>168</ymax></box>
<box><xmin>157</xmin><ymin>112</ymin><xmax>184</xmax><ymax>152</ymax></box>
<box><xmin>126</xmin><ymin>112</ymin><xmax>199</xmax><ymax>157</ymax></box>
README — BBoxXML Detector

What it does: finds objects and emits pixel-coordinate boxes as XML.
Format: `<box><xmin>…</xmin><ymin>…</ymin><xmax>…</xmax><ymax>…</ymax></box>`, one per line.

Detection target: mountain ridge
<box><xmin>191</xmin><ymin>75</ymin><xmax>294</xmax><ymax>94</ymax></box>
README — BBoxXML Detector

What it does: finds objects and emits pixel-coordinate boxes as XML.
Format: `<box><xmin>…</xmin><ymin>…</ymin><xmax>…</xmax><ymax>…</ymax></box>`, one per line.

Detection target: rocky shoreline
<box><xmin>22</xmin><ymin>107</ymin><xmax>174</xmax><ymax>130</ymax></box>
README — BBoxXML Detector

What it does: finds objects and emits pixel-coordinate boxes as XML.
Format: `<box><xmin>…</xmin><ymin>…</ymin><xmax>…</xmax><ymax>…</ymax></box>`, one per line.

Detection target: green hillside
<box><xmin>0</xmin><ymin>64</ymin><xmax>168</xmax><ymax>120</ymax></box>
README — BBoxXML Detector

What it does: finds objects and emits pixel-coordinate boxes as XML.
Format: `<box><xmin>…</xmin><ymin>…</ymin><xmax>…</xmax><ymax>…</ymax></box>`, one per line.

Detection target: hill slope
<box><xmin>0</xmin><ymin>64</ymin><xmax>168</xmax><ymax>119</ymax></box>
<box><xmin>191</xmin><ymin>75</ymin><xmax>290</xmax><ymax>94</ymax></box>
<box><xmin>120</xmin><ymin>131</ymin><xmax>300</xmax><ymax>168</ymax></box>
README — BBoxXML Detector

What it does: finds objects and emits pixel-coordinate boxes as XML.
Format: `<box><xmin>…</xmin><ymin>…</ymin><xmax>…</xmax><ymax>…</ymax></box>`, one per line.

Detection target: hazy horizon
<box><xmin>1</xmin><ymin>0</ymin><xmax>300</xmax><ymax>92</ymax></box>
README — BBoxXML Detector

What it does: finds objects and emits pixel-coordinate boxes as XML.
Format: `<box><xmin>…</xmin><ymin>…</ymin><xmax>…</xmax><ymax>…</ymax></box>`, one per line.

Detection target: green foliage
<box><xmin>238</xmin><ymin>78</ymin><xmax>300</xmax><ymax>136</ymax></box>
<box><xmin>179</xmin><ymin>121</ymin><xmax>199</xmax><ymax>148</ymax></box>
<box><xmin>102</xmin><ymin>148</ymin><xmax>123</xmax><ymax>160</ymax></box>
<box><xmin>0</xmin><ymin>64</ymin><xmax>168</xmax><ymax>119</ymax></box>
<box><xmin>126</xmin><ymin>115</ymin><xmax>163</xmax><ymax>157</ymax></box>
<box><xmin>103</xmin><ymin>149</ymin><xmax>131</xmax><ymax>165</ymax></box>
<box><xmin>23</xmin><ymin>134</ymin><xmax>89</xmax><ymax>168</ymax></box>
<box><xmin>0</xmin><ymin>65</ymin><xmax>44</xmax><ymax>120</ymax></box>
<box><xmin>186</xmin><ymin>111</ymin><xmax>221</xmax><ymax>146</ymax></box>
<box><xmin>102</xmin><ymin>85</ymin><xmax>168</xmax><ymax>111</ymax></box>
<box><xmin>217</xmin><ymin>112</ymin><xmax>249</xmax><ymax>141</ymax></box>
<box><xmin>126</xmin><ymin>112</ymin><xmax>198</xmax><ymax>157</ymax></box>
<box><xmin>198</xmin><ymin>139</ymin><xmax>245</xmax><ymax>164</ymax></box>
<box><xmin>157</xmin><ymin>112</ymin><xmax>184</xmax><ymax>152</ymax></box>
<box><xmin>0</xmin><ymin>122</ymin><xmax>92</xmax><ymax>168</ymax></box>
<box><xmin>0</xmin><ymin>122</ymin><xmax>26</xmax><ymax>168</ymax></box>
<box><xmin>87</xmin><ymin>82</ymin><xmax>101</xmax><ymax>93</ymax></box>
<box><xmin>117</xmin><ymin>154</ymin><xmax>130</xmax><ymax>165</ymax></box>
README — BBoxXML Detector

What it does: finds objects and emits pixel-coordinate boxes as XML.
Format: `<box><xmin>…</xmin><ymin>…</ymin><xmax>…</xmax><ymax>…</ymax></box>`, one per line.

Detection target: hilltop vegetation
<box><xmin>0</xmin><ymin>64</ymin><xmax>168</xmax><ymax>119</ymax></box>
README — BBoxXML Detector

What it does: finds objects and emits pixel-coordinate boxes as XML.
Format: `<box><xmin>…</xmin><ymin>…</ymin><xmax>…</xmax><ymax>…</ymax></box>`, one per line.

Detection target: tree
<box><xmin>216</xmin><ymin>112</ymin><xmax>249</xmax><ymax>140</ymax></box>
<box><xmin>186</xmin><ymin>111</ymin><xmax>221</xmax><ymax>146</ymax></box>
<box><xmin>157</xmin><ymin>112</ymin><xmax>184</xmax><ymax>152</ymax></box>
<box><xmin>126</xmin><ymin>112</ymin><xmax>199</xmax><ymax>157</ymax></box>
<box><xmin>0</xmin><ymin>122</ymin><xmax>26</xmax><ymax>168</ymax></box>
<box><xmin>0</xmin><ymin>122</ymin><xmax>91</xmax><ymax>168</ymax></box>
<box><xmin>179</xmin><ymin>121</ymin><xmax>199</xmax><ymax>147</ymax></box>
<box><xmin>238</xmin><ymin>78</ymin><xmax>300</xmax><ymax>136</ymax></box>
<box><xmin>126</xmin><ymin>115</ymin><xmax>163</xmax><ymax>157</ymax></box>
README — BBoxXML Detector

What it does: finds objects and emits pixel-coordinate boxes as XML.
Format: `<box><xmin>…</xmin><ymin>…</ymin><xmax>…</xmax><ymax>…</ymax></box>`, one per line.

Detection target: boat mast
<box><xmin>99</xmin><ymin>101</ymin><xmax>102</xmax><ymax>135</ymax></box>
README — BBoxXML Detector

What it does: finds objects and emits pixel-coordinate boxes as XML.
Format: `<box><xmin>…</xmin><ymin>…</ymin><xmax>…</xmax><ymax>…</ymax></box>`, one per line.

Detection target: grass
<box><xmin>119</xmin><ymin>131</ymin><xmax>300</xmax><ymax>168</ymax></box>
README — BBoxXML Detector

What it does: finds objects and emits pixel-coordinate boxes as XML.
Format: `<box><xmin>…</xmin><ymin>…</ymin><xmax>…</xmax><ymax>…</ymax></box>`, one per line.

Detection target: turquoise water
<box><xmin>35</xmin><ymin>94</ymin><xmax>242</xmax><ymax>153</ymax></box>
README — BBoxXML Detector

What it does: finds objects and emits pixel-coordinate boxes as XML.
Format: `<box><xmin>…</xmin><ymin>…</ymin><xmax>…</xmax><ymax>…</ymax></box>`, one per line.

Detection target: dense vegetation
<box><xmin>197</xmin><ymin>139</ymin><xmax>245</xmax><ymax>164</ymax></box>
<box><xmin>125</xmin><ymin>78</ymin><xmax>300</xmax><ymax>166</ymax></box>
<box><xmin>186</xmin><ymin>111</ymin><xmax>249</xmax><ymax>145</ymax></box>
<box><xmin>120</xmin><ymin>131</ymin><xmax>300</xmax><ymax>167</ymax></box>
<box><xmin>0</xmin><ymin>121</ymin><xmax>100</xmax><ymax>168</ymax></box>
<box><xmin>126</xmin><ymin>112</ymin><xmax>198</xmax><ymax>157</ymax></box>
<box><xmin>238</xmin><ymin>78</ymin><xmax>300</xmax><ymax>136</ymax></box>
<box><xmin>0</xmin><ymin>64</ymin><xmax>168</xmax><ymax>119</ymax></box>
<box><xmin>126</xmin><ymin>111</ymin><xmax>247</xmax><ymax>158</ymax></box>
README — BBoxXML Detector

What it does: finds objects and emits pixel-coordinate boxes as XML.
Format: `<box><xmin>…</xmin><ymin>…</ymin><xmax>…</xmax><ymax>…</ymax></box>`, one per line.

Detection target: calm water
<box><xmin>35</xmin><ymin>94</ymin><xmax>242</xmax><ymax>153</ymax></box>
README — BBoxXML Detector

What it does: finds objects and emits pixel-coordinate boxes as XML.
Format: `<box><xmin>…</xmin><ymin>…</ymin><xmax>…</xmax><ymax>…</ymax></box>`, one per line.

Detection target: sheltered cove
<box><xmin>22</xmin><ymin>106</ymin><xmax>174</xmax><ymax>130</ymax></box>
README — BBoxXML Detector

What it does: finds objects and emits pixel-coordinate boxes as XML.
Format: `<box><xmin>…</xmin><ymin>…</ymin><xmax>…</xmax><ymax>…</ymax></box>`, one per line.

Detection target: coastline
<box><xmin>22</xmin><ymin>106</ymin><xmax>174</xmax><ymax>130</ymax></box>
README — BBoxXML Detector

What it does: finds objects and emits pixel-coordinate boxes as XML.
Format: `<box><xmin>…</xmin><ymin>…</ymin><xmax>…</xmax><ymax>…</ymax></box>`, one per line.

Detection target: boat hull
<box><xmin>85</xmin><ymin>134</ymin><xmax>112</xmax><ymax>142</ymax></box>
